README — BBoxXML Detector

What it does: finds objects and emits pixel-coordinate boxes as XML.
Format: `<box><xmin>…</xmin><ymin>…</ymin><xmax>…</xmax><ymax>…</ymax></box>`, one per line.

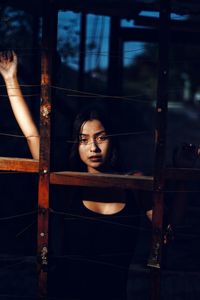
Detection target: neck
<box><xmin>87</xmin><ymin>166</ymin><xmax>101</xmax><ymax>174</ymax></box>
<box><xmin>87</xmin><ymin>165</ymin><xmax>112</xmax><ymax>174</ymax></box>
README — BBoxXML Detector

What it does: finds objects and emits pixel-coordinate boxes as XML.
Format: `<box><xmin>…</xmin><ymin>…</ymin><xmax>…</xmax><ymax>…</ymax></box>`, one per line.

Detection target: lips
<box><xmin>88</xmin><ymin>156</ymin><xmax>102</xmax><ymax>162</ymax></box>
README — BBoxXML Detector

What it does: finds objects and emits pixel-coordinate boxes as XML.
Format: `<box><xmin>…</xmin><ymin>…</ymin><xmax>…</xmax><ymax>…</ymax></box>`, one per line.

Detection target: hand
<box><xmin>0</xmin><ymin>50</ymin><xmax>17</xmax><ymax>80</ymax></box>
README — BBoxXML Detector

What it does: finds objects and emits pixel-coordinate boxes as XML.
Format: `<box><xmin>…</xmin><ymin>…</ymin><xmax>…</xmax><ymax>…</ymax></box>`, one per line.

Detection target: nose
<box><xmin>90</xmin><ymin>139</ymin><xmax>99</xmax><ymax>152</ymax></box>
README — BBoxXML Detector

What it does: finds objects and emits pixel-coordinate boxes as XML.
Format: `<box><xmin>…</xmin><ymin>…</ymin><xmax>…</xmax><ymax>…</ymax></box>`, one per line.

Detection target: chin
<box><xmin>88</xmin><ymin>163</ymin><xmax>103</xmax><ymax>169</ymax></box>
<box><xmin>87</xmin><ymin>163</ymin><xmax>106</xmax><ymax>173</ymax></box>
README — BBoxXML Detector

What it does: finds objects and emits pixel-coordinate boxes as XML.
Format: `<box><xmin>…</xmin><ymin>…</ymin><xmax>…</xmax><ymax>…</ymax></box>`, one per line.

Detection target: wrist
<box><xmin>4</xmin><ymin>73</ymin><xmax>18</xmax><ymax>84</ymax></box>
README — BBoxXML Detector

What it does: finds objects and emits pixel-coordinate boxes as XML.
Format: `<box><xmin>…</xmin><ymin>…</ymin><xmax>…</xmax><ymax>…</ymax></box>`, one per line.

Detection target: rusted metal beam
<box><xmin>50</xmin><ymin>171</ymin><xmax>154</xmax><ymax>191</ymax></box>
<box><xmin>0</xmin><ymin>157</ymin><xmax>39</xmax><ymax>172</ymax></box>
<box><xmin>37</xmin><ymin>0</ymin><xmax>58</xmax><ymax>298</ymax></box>
<box><xmin>148</xmin><ymin>1</ymin><xmax>170</xmax><ymax>300</ymax></box>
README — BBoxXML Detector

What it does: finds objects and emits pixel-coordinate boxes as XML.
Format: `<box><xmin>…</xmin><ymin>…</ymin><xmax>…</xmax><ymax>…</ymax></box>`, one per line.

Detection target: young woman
<box><xmin>0</xmin><ymin>51</ymin><xmax>152</xmax><ymax>299</ymax></box>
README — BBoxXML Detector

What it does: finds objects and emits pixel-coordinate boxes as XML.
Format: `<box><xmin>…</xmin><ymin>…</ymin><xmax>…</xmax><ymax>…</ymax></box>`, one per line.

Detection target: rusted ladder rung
<box><xmin>50</xmin><ymin>171</ymin><xmax>154</xmax><ymax>191</ymax></box>
<box><xmin>0</xmin><ymin>157</ymin><xmax>39</xmax><ymax>172</ymax></box>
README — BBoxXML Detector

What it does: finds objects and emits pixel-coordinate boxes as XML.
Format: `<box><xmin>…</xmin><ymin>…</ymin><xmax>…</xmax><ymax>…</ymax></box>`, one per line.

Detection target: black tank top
<box><xmin>49</xmin><ymin>188</ymin><xmax>141</xmax><ymax>300</ymax></box>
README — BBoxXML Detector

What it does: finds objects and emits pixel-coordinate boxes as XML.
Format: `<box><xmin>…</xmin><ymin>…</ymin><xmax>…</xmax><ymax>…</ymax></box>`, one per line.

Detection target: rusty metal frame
<box><xmin>148</xmin><ymin>0</ymin><xmax>170</xmax><ymax>269</ymax></box>
<box><xmin>147</xmin><ymin>1</ymin><xmax>170</xmax><ymax>300</ymax></box>
<box><xmin>37</xmin><ymin>0</ymin><xmax>58</xmax><ymax>298</ymax></box>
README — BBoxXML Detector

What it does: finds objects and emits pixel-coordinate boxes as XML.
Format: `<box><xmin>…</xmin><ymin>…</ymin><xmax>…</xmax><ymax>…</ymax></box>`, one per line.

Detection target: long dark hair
<box><xmin>69</xmin><ymin>106</ymin><xmax>121</xmax><ymax>172</ymax></box>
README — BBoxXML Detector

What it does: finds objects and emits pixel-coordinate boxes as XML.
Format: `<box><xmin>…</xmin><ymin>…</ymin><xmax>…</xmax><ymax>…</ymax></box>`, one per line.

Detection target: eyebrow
<box><xmin>79</xmin><ymin>130</ymin><xmax>106</xmax><ymax>137</ymax></box>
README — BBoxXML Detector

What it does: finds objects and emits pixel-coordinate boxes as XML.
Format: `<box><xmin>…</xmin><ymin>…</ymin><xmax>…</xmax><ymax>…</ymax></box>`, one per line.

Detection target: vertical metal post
<box><xmin>148</xmin><ymin>1</ymin><xmax>170</xmax><ymax>300</ymax></box>
<box><xmin>78</xmin><ymin>13</ymin><xmax>86</xmax><ymax>91</ymax></box>
<box><xmin>37</xmin><ymin>0</ymin><xmax>58</xmax><ymax>298</ymax></box>
<box><xmin>108</xmin><ymin>17</ymin><xmax>123</xmax><ymax>95</ymax></box>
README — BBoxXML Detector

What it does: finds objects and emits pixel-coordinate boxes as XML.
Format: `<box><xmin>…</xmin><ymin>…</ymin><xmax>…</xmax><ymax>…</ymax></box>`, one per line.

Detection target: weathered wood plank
<box><xmin>50</xmin><ymin>171</ymin><xmax>154</xmax><ymax>191</ymax></box>
<box><xmin>0</xmin><ymin>157</ymin><xmax>39</xmax><ymax>172</ymax></box>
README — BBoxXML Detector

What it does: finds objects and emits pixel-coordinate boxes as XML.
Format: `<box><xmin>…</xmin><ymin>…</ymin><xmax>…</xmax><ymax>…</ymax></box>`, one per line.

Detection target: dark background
<box><xmin>0</xmin><ymin>1</ymin><xmax>200</xmax><ymax>299</ymax></box>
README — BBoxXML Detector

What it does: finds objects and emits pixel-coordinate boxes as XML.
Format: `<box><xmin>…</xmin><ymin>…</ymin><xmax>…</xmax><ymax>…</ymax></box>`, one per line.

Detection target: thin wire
<box><xmin>0</xmin><ymin>84</ymin><xmax>40</xmax><ymax>87</ymax></box>
<box><xmin>0</xmin><ymin>210</ymin><xmax>36</xmax><ymax>221</ymax></box>
<box><xmin>0</xmin><ymin>94</ymin><xmax>40</xmax><ymax>97</ymax></box>
<box><xmin>0</xmin><ymin>259</ymin><xmax>32</xmax><ymax>271</ymax></box>
<box><xmin>52</xmin><ymin>208</ymin><xmax>200</xmax><ymax>239</ymax></box>
<box><xmin>0</xmin><ymin>82</ymin><xmax>152</xmax><ymax>104</ymax></box>
<box><xmin>51</xmin><ymin>209</ymin><xmax>151</xmax><ymax>232</ymax></box>
<box><xmin>63</xmin><ymin>95</ymin><xmax>150</xmax><ymax>104</ymax></box>
<box><xmin>51</xmin><ymin>254</ymin><xmax>130</xmax><ymax>271</ymax></box>
<box><xmin>50</xmin><ymin>232</ymin><xmax>200</xmax><ymax>267</ymax></box>
<box><xmin>0</xmin><ymin>83</ymin><xmax>148</xmax><ymax>102</ymax></box>
<box><xmin>0</xmin><ymin>132</ymin><xmax>39</xmax><ymax>138</ymax></box>
<box><xmin>15</xmin><ymin>220</ymin><xmax>36</xmax><ymax>238</ymax></box>
<box><xmin>51</xmin><ymin>86</ymin><xmax>150</xmax><ymax>104</ymax></box>
<box><xmin>2</xmin><ymin>82</ymin><xmax>189</xmax><ymax>103</ymax></box>
<box><xmin>63</xmin><ymin>130</ymin><xmax>153</xmax><ymax>144</ymax></box>
<box><xmin>0</xmin><ymin>130</ymin><xmax>152</xmax><ymax>141</ymax></box>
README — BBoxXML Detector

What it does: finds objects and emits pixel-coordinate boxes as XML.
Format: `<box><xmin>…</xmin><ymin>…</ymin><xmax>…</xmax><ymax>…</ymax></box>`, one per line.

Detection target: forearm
<box><xmin>4</xmin><ymin>75</ymin><xmax>40</xmax><ymax>159</ymax></box>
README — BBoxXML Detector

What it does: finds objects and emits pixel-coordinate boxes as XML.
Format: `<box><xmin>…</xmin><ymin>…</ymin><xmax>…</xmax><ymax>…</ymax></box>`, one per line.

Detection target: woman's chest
<box><xmin>63</xmin><ymin>202</ymin><xmax>139</xmax><ymax>255</ymax></box>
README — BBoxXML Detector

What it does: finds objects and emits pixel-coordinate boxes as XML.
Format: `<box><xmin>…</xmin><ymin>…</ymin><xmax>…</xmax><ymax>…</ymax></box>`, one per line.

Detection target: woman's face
<box><xmin>78</xmin><ymin>119</ymin><xmax>111</xmax><ymax>173</ymax></box>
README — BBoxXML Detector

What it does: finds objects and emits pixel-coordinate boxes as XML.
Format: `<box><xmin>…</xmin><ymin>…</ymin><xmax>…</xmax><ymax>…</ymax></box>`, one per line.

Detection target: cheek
<box><xmin>78</xmin><ymin>145</ymin><xmax>86</xmax><ymax>161</ymax></box>
<box><xmin>78</xmin><ymin>146</ymin><xmax>82</xmax><ymax>158</ymax></box>
<box><xmin>102</xmin><ymin>141</ymin><xmax>111</xmax><ymax>158</ymax></box>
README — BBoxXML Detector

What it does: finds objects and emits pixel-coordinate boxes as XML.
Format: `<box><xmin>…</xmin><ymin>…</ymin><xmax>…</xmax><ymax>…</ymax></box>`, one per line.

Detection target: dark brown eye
<box><xmin>96</xmin><ymin>135</ymin><xmax>108</xmax><ymax>143</ymax></box>
<box><xmin>79</xmin><ymin>137</ymin><xmax>89</xmax><ymax>144</ymax></box>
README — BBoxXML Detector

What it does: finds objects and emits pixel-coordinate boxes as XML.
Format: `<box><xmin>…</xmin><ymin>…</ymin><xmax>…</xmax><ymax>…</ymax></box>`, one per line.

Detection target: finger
<box><xmin>2</xmin><ymin>51</ymin><xmax>8</xmax><ymax>60</ymax></box>
<box><xmin>12</xmin><ymin>50</ymin><xmax>17</xmax><ymax>64</ymax></box>
<box><xmin>7</xmin><ymin>50</ymin><xmax>13</xmax><ymax>61</ymax></box>
<box><xmin>0</xmin><ymin>51</ymin><xmax>5</xmax><ymax>62</ymax></box>
<box><xmin>3</xmin><ymin>51</ymin><xmax>7</xmax><ymax>59</ymax></box>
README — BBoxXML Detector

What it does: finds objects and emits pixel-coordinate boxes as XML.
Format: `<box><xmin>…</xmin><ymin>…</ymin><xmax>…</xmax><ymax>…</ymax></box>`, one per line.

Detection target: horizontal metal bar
<box><xmin>50</xmin><ymin>171</ymin><xmax>153</xmax><ymax>191</ymax></box>
<box><xmin>165</xmin><ymin>168</ymin><xmax>200</xmax><ymax>181</ymax></box>
<box><xmin>134</xmin><ymin>16</ymin><xmax>200</xmax><ymax>32</ymax></box>
<box><xmin>121</xmin><ymin>27</ymin><xmax>200</xmax><ymax>44</ymax></box>
<box><xmin>0</xmin><ymin>157</ymin><xmax>39</xmax><ymax>173</ymax></box>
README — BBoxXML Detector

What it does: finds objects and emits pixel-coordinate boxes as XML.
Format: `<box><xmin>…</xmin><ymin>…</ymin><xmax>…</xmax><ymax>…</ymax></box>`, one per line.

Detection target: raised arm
<box><xmin>0</xmin><ymin>51</ymin><xmax>40</xmax><ymax>159</ymax></box>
